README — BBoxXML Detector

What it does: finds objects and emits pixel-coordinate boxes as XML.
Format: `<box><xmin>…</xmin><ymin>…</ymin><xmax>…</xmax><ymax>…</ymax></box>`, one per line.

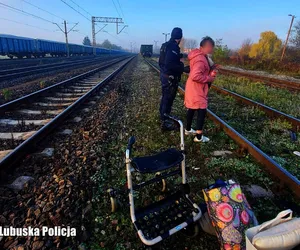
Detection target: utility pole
<box><xmin>64</xmin><ymin>21</ymin><xmax>69</xmax><ymax>58</ymax></box>
<box><xmin>162</xmin><ymin>32</ymin><xmax>170</xmax><ymax>42</ymax></box>
<box><xmin>54</xmin><ymin>21</ymin><xmax>78</xmax><ymax>58</ymax></box>
<box><xmin>92</xmin><ymin>17</ymin><xmax>96</xmax><ymax>55</ymax></box>
<box><xmin>91</xmin><ymin>16</ymin><xmax>127</xmax><ymax>55</ymax></box>
<box><xmin>154</xmin><ymin>40</ymin><xmax>158</xmax><ymax>54</ymax></box>
<box><xmin>281</xmin><ymin>14</ymin><xmax>296</xmax><ymax>62</ymax></box>
<box><xmin>130</xmin><ymin>42</ymin><xmax>136</xmax><ymax>53</ymax></box>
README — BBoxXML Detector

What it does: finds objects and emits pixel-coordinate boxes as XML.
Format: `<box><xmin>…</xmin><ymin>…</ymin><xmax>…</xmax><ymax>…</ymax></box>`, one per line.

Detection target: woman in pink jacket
<box><xmin>184</xmin><ymin>37</ymin><xmax>217</xmax><ymax>142</ymax></box>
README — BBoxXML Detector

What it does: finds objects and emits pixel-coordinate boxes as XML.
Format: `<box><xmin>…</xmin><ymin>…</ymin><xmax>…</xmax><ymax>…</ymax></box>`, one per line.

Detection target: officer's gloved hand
<box><xmin>180</xmin><ymin>53</ymin><xmax>183</xmax><ymax>59</ymax></box>
<box><xmin>183</xmin><ymin>66</ymin><xmax>190</xmax><ymax>73</ymax></box>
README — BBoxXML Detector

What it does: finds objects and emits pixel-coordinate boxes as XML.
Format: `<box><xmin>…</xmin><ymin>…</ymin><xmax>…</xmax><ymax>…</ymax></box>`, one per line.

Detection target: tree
<box><xmin>179</xmin><ymin>37</ymin><xmax>185</xmax><ymax>52</ymax></box>
<box><xmin>82</xmin><ymin>36</ymin><xmax>91</xmax><ymax>46</ymax></box>
<box><xmin>213</xmin><ymin>38</ymin><xmax>230</xmax><ymax>61</ymax></box>
<box><xmin>290</xmin><ymin>20</ymin><xmax>300</xmax><ymax>48</ymax></box>
<box><xmin>100</xmin><ymin>39</ymin><xmax>112</xmax><ymax>49</ymax></box>
<box><xmin>249</xmin><ymin>31</ymin><xmax>282</xmax><ymax>60</ymax></box>
<box><xmin>179</xmin><ymin>38</ymin><xmax>197</xmax><ymax>53</ymax></box>
<box><xmin>238</xmin><ymin>38</ymin><xmax>252</xmax><ymax>62</ymax></box>
<box><xmin>185</xmin><ymin>38</ymin><xmax>198</xmax><ymax>50</ymax></box>
<box><xmin>97</xmin><ymin>39</ymin><xmax>123</xmax><ymax>50</ymax></box>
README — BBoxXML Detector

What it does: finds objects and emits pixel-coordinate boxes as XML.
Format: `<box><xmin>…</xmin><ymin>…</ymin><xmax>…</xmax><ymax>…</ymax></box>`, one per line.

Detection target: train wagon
<box><xmin>0</xmin><ymin>34</ymin><xmax>127</xmax><ymax>59</ymax></box>
<box><xmin>0</xmin><ymin>34</ymin><xmax>36</xmax><ymax>59</ymax></box>
<box><xmin>35</xmin><ymin>39</ymin><xmax>67</xmax><ymax>57</ymax></box>
<box><xmin>140</xmin><ymin>44</ymin><xmax>153</xmax><ymax>57</ymax></box>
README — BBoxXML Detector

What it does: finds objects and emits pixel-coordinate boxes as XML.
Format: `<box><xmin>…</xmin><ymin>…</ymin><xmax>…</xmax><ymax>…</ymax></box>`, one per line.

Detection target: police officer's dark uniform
<box><xmin>159</xmin><ymin>27</ymin><xmax>185</xmax><ymax>130</ymax></box>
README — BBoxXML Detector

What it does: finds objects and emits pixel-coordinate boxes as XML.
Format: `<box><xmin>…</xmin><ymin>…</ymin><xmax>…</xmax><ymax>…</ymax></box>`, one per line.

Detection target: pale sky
<box><xmin>0</xmin><ymin>0</ymin><xmax>298</xmax><ymax>51</ymax></box>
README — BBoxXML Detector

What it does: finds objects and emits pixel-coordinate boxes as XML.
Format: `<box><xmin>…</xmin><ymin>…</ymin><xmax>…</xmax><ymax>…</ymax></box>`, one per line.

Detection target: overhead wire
<box><xmin>21</xmin><ymin>0</ymin><xmax>64</xmax><ymax>21</ymax></box>
<box><xmin>60</xmin><ymin>0</ymin><xmax>90</xmax><ymax>22</ymax></box>
<box><xmin>0</xmin><ymin>2</ymin><xmax>54</xmax><ymax>24</ymax></box>
<box><xmin>111</xmin><ymin>0</ymin><xmax>121</xmax><ymax>17</ymax></box>
<box><xmin>0</xmin><ymin>17</ymin><xmax>55</xmax><ymax>32</ymax></box>
<box><xmin>116</xmin><ymin>0</ymin><xmax>125</xmax><ymax>19</ymax></box>
<box><xmin>69</xmin><ymin>0</ymin><xmax>92</xmax><ymax>16</ymax></box>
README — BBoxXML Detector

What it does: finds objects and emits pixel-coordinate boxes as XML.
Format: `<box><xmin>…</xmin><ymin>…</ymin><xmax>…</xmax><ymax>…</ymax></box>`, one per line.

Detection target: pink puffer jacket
<box><xmin>184</xmin><ymin>49</ymin><xmax>214</xmax><ymax>109</ymax></box>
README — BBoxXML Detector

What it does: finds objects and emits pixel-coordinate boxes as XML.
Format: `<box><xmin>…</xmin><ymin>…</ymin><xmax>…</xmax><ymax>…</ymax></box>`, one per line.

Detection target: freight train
<box><xmin>0</xmin><ymin>34</ymin><xmax>126</xmax><ymax>59</ymax></box>
<box><xmin>140</xmin><ymin>44</ymin><xmax>153</xmax><ymax>57</ymax></box>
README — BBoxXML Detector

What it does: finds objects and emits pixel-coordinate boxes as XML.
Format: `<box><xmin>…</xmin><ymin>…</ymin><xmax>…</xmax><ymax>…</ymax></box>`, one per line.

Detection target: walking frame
<box><xmin>124</xmin><ymin>114</ymin><xmax>202</xmax><ymax>245</ymax></box>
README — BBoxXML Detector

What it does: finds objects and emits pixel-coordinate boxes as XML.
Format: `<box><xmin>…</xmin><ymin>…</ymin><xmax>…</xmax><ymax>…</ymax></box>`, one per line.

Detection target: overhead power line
<box><xmin>69</xmin><ymin>0</ymin><xmax>92</xmax><ymax>16</ymax></box>
<box><xmin>111</xmin><ymin>0</ymin><xmax>121</xmax><ymax>17</ymax></box>
<box><xmin>0</xmin><ymin>5</ymin><xmax>32</xmax><ymax>17</ymax></box>
<box><xmin>21</xmin><ymin>0</ymin><xmax>64</xmax><ymax>21</ymax></box>
<box><xmin>0</xmin><ymin>2</ymin><xmax>53</xmax><ymax>24</ymax></box>
<box><xmin>103</xmin><ymin>30</ymin><xmax>123</xmax><ymax>43</ymax></box>
<box><xmin>0</xmin><ymin>17</ymin><xmax>55</xmax><ymax>32</ymax></box>
<box><xmin>116</xmin><ymin>0</ymin><xmax>125</xmax><ymax>19</ymax></box>
<box><xmin>60</xmin><ymin>0</ymin><xmax>90</xmax><ymax>22</ymax></box>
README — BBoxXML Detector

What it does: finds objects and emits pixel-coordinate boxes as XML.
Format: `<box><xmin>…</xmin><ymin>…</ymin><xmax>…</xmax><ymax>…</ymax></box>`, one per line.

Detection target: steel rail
<box><xmin>210</xmin><ymin>85</ymin><xmax>300</xmax><ymax>130</ymax></box>
<box><xmin>0</xmin><ymin>57</ymin><xmax>104</xmax><ymax>75</ymax></box>
<box><xmin>0</xmin><ymin>56</ymin><xmax>130</xmax><ymax>113</ymax></box>
<box><xmin>0</xmin><ymin>55</ymin><xmax>96</xmax><ymax>69</ymax></box>
<box><xmin>219</xmin><ymin>68</ymin><xmax>300</xmax><ymax>91</ymax></box>
<box><xmin>0</xmin><ymin>56</ymin><xmax>123</xmax><ymax>81</ymax></box>
<box><xmin>0</xmin><ymin>56</ymin><xmax>135</xmax><ymax>171</ymax></box>
<box><xmin>145</xmin><ymin>58</ymin><xmax>300</xmax><ymax>197</ymax></box>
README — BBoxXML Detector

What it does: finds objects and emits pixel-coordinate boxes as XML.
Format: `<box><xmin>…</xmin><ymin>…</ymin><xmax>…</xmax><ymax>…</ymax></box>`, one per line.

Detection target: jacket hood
<box><xmin>188</xmin><ymin>48</ymin><xmax>204</xmax><ymax>61</ymax></box>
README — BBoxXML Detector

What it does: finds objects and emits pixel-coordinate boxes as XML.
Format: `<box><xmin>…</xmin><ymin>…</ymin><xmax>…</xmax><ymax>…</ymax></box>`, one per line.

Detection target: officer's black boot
<box><xmin>161</xmin><ymin>119</ymin><xmax>178</xmax><ymax>131</ymax></box>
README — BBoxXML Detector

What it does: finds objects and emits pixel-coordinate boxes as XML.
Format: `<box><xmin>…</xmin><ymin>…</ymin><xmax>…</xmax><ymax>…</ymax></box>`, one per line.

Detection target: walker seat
<box><xmin>131</xmin><ymin>148</ymin><xmax>183</xmax><ymax>173</ymax></box>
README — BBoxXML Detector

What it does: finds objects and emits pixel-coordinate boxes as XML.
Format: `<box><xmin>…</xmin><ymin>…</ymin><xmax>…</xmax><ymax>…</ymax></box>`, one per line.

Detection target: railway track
<box><xmin>0</xmin><ymin>56</ymin><xmax>121</xmax><ymax>82</ymax></box>
<box><xmin>0</xmin><ymin>55</ymin><xmax>135</xmax><ymax>171</ymax></box>
<box><xmin>145</xmin><ymin>58</ymin><xmax>300</xmax><ymax>197</ymax></box>
<box><xmin>0</xmin><ymin>55</ymin><xmax>96</xmax><ymax>70</ymax></box>
<box><xmin>210</xmin><ymin>85</ymin><xmax>300</xmax><ymax>130</ymax></box>
<box><xmin>219</xmin><ymin>68</ymin><xmax>300</xmax><ymax>91</ymax></box>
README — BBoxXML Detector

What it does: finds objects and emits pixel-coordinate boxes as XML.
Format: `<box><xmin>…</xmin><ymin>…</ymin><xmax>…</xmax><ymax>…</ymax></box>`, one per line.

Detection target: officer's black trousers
<box><xmin>159</xmin><ymin>74</ymin><xmax>178</xmax><ymax>121</ymax></box>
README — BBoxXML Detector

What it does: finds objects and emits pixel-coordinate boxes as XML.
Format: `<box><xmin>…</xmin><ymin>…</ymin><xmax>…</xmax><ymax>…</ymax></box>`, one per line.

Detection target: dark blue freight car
<box><xmin>0</xmin><ymin>34</ymin><xmax>126</xmax><ymax>59</ymax></box>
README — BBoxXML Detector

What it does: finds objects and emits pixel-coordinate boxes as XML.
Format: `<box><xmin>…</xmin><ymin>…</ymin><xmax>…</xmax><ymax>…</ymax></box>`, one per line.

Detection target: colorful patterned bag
<box><xmin>203</xmin><ymin>180</ymin><xmax>258</xmax><ymax>250</ymax></box>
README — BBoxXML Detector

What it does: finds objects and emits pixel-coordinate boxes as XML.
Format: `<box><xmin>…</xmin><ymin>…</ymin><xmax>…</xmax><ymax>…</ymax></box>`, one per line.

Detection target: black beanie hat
<box><xmin>171</xmin><ymin>27</ymin><xmax>183</xmax><ymax>39</ymax></box>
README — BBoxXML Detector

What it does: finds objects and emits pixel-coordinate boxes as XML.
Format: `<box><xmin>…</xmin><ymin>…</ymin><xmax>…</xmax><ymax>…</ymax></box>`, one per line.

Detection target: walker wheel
<box><xmin>107</xmin><ymin>188</ymin><xmax>118</xmax><ymax>213</ymax></box>
<box><xmin>161</xmin><ymin>179</ymin><xmax>167</xmax><ymax>192</ymax></box>
<box><xmin>156</xmin><ymin>172</ymin><xmax>167</xmax><ymax>192</ymax></box>
<box><xmin>110</xmin><ymin>197</ymin><xmax>118</xmax><ymax>213</ymax></box>
<box><xmin>181</xmin><ymin>223</ymin><xmax>200</xmax><ymax>238</ymax></box>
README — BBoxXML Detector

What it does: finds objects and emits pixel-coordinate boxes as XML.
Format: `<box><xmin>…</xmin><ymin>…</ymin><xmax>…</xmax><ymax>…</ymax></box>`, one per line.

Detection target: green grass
<box><xmin>213</xmin><ymin>75</ymin><xmax>300</xmax><ymax>119</ymax></box>
<box><xmin>208</xmin><ymin>91</ymin><xmax>300</xmax><ymax>178</ymax></box>
<box><xmin>1</xmin><ymin>88</ymin><xmax>12</xmax><ymax>100</ymax></box>
<box><xmin>89</xmin><ymin>58</ymin><xmax>298</xmax><ymax>250</ymax></box>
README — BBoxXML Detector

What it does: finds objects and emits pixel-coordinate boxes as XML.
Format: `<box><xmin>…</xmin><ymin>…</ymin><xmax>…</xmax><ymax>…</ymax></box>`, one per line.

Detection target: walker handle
<box><xmin>164</xmin><ymin>113</ymin><xmax>180</xmax><ymax>123</ymax></box>
<box><xmin>127</xmin><ymin>136</ymin><xmax>136</xmax><ymax>151</ymax></box>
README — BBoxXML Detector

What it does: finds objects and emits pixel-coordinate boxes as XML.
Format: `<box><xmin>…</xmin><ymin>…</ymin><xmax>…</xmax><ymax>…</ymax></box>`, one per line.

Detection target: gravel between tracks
<box><xmin>0</xmin><ymin>58</ymin><xmax>136</xmax><ymax>249</ymax></box>
<box><xmin>0</xmin><ymin>57</ymin><xmax>120</xmax><ymax>105</ymax></box>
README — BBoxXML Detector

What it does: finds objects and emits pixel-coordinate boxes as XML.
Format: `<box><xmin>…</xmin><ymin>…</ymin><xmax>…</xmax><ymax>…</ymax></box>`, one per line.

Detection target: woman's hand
<box><xmin>210</xmin><ymin>69</ymin><xmax>218</xmax><ymax>78</ymax></box>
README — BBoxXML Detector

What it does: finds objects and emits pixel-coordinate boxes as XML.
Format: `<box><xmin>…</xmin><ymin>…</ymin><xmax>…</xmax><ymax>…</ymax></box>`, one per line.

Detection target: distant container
<box><xmin>140</xmin><ymin>44</ymin><xmax>153</xmax><ymax>57</ymax></box>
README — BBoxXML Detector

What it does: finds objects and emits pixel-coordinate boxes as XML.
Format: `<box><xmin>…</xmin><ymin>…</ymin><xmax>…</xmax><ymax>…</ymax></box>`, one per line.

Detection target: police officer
<box><xmin>159</xmin><ymin>27</ymin><xmax>189</xmax><ymax>131</ymax></box>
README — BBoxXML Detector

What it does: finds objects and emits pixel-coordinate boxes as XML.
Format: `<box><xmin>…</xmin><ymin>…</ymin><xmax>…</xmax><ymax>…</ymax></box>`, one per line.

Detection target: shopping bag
<box><xmin>203</xmin><ymin>180</ymin><xmax>258</xmax><ymax>250</ymax></box>
<box><xmin>246</xmin><ymin>209</ymin><xmax>300</xmax><ymax>250</ymax></box>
